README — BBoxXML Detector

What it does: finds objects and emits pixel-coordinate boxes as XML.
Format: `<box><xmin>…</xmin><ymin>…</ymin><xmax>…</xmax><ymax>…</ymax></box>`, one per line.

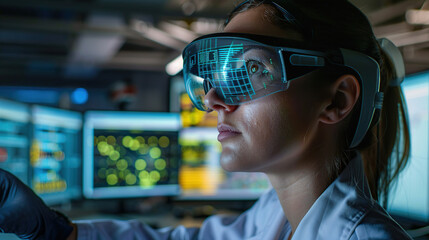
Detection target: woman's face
<box><xmin>205</xmin><ymin>5</ymin><xmax>328</xmax><ymax>173</ymax></box>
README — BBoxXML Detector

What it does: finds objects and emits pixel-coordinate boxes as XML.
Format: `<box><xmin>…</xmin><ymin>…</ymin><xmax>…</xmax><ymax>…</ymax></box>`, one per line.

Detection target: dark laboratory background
<box><xmin>0</xmin><ymin>0</ymin><xmax>429</xmax><ymax>239</ymax></box>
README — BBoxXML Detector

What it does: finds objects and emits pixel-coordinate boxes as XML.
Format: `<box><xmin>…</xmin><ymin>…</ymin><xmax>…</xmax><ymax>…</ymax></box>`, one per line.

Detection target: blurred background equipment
<box><xmin>83</xmin><ymin>111</ymin><xmax>181</xmax><ymax>199</ymax></box>
<box><xmin>170</xmin><ymin>77</ymin><xmax>271</xmax><ymax>200</ymax></box>
<box><xmin>387</xmin><ymin>71</ymin><xmax>429</xmax><ymax>223</ymax></box>
<box><xmin>30</xmin><ymin>105</ymin><xmax>82</xmax><ymax>205</ymax></box>
<box><xmin>0</xmin><ymin>99</ymin><xmax>30</xmax><ymax>184</ymax></box>
<box><xmin>109</xmin><ymin>77</ymin><xmax>137</xmax><ymax>111</ymax></box>
<box><xmin>178</xmin><ymin>127</ymin><xmax>270</xmax><ymax>200</ymax></box>
<box><xmin>0</xmin><ymin>0</ymin><xmax>428</xmax><ymax>92</ymax></box>
<box><xmin>0</xmin><ymin>0</ymin><xmax>428</xmax><ymax>238</ymax></box>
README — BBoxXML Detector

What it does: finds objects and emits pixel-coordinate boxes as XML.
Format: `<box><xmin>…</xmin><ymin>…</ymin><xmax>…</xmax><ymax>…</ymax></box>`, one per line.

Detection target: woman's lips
<box><xmin>217</xmin><ymin>124</ymin><xmax>241</xmax><ymax>142</ymax></box>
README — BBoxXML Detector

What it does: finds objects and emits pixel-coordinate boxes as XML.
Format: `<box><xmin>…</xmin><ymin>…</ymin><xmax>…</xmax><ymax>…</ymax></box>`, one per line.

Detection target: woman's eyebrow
<box><xmin>242</xmin><ymin>47</ymin><xmax>276</xmax><ymax>62</ymax></box>
<box><xmin>243</xmin><ymin>46</ymin><xmax>268</xmax><ymax>55</ymax></box>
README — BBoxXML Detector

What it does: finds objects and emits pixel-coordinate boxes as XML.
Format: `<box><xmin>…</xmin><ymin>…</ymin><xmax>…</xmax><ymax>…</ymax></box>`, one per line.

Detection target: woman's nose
<box><xmin>204</xmin><ymin>88</ymin><xmax>238</xmax><ymax>113</ymax></box>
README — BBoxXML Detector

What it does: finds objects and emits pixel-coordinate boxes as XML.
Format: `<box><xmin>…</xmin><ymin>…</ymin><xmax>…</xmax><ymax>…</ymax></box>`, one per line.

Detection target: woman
<box><xmin>0</xmin><ymin>0</ymin><xmax>412</xmax><ymax>239</ymax></box>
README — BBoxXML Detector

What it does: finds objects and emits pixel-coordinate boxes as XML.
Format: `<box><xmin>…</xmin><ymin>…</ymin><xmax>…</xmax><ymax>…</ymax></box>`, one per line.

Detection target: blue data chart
<box><xmin>31</xmin><ymin>105</ymin><xmax>82</xmax><ymax>205</ymax></box>
<box><xmin>0</xmin><ymin>98</ymin><xmax>30</xmax><ymax>184</ymax></box>
<box><xmin>84</xmin><ymin>111</ymin><xmax>181</xmax><ymax>199</ymax></box>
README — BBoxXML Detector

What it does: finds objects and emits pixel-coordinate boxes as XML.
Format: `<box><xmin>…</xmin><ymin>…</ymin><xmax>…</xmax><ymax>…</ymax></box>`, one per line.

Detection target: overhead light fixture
<box><xmin>158</xmin><ymin>21</ymin><xmax>199</xmax><ymax>43</ymax></box>
<box><xmin>406</xmin><ymin>0</ymin><xmax>429</xmax><ymax>25</ymax></box>
<box><xmin>131</xmin><ymin>19</ymin><xmax>186</xmax><ymax>50</ymax></box>
<box><xmin>406</xmin><ymin>9</ymin><xmax>429</xmax><ymax>25</ymax></box>
<box><xmin>166</xmin><ymin>55</ymin><xmax>183</xmax><ymax>76</ymax></box>
<box><xmin>182</xmin><ymin>0</ymin><xmax>197</xmax><ymax>16</ymax></box>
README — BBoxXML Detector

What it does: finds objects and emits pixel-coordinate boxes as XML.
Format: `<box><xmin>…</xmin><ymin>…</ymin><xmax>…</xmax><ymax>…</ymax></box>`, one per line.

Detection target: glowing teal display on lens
<box><xmin>183</xmin><ymin>36</ymin><xmax>286</xmax><ymax>111</ymax></box>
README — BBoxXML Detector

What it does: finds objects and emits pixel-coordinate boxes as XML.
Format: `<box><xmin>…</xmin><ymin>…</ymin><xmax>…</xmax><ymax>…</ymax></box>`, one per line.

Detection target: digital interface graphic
<box><xmin>0</xmin><ymin>99</ymin><xmax>30</xmax><ymax>184</ymax></box>
<box><xmin>184</xmin><ymin>37</ymin><xmax>286</xmax><ymax>110</ymax></box>
<box><xmin>30</xmin><ymin>106</ymin><xmax>82</xmax><ymax>205</ymax></box>
<box><xmin>93</xmin><ymin>130</ymin><xmax>179</xmax><ymax>190</ymax></box>
<box><xmin>84</xmin><ymin>111</ymin><xmax>181</xmax><ymax>199</ymax></box>
<box><xmin>178</xmin><ymin>128</ymin><xmax>270</xmax><ymax>200</ymax></box>
<box><xmin>194</xmin><ymin>40</ymin><xmax>258</xmax><ymax>103</ymax></box>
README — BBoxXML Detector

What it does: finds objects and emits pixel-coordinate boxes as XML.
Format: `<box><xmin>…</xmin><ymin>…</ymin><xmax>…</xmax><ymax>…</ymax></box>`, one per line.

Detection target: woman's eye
<box><xmin>246</xmin><ymin>60</ymin><xmax>265</xmax><ymax>75</ymax></box>
<box><xmin>250</xmin><ymin>63</ymin><xmax>259</xmax><ymax>74</ymax></box>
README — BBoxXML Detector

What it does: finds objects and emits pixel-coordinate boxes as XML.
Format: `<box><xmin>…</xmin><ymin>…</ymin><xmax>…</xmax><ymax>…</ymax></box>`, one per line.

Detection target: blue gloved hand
<box><xmin>0</xmin><ymin>169</ymin><xmax>73</xmax><ymax>239</ymax></box>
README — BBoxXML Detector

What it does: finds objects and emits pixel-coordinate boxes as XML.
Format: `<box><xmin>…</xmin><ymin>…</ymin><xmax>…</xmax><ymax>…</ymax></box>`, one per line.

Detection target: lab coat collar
<box><xmin>292</xmin><ymin>153</ymin><xmax>375</xmax><ymax>240</ymax></box>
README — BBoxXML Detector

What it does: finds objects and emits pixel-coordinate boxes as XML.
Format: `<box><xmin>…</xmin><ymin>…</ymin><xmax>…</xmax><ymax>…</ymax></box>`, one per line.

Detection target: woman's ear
<box><xmin>319</xmin><ymin>74</ymin><xmax>360</xmax><ymax>124</ymax></box>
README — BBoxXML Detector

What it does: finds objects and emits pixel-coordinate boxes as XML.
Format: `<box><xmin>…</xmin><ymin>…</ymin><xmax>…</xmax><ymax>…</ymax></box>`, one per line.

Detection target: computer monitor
<box><xmin>178</xmin><ymin>127</ymin><xmax>271</xmax><ymax>200</ymax></box>
<box><xmin>0</xmin><ymin>98</ymin><xmax>30</xmax><ymax>184</ymax></box>
<box><xmin>83</xmin><ymin>111</ymin><xmax>181</xmax><ymax>199</ymax></box>
<box><xmin>387</xmin><ymin>71</ymin><xmax>429</xmax><ymax>223</ymax></box>
<box><xmin>30</xmin><ymin>105</ymin><xmax>82</xmax><ymax>205</ymax></box>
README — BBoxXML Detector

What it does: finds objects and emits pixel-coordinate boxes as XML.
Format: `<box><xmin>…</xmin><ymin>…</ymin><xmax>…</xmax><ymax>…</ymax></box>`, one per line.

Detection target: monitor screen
<box><xmin>83</xmin><ymin>111</ymin><xmax>181</xmax><ymax>199</ymax></box>
<box><xmin>30</xmin><ymin>105</ymin><xmax>82</xmax><ymax>205</ymax></box>
<box><xmin>178</xmin><ymin>127</ymin><xmax>271</xmax><ymax>200</ymax></box>
<box><xmin>0</xmin><ymin>98</ymin><xmax>30</xmax><ymax>184</ymax></box>
<box><xmin>387</xmin><ymin>71</ymin><xmax>429</xmax><ymax>222</ymax></box>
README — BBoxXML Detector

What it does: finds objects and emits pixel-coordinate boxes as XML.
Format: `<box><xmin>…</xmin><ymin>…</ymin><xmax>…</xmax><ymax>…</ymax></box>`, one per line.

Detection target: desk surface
<box><xmin>70</xmin><ymin>212</ymin><xmax>206</xmax><ymax>229</ymax></box>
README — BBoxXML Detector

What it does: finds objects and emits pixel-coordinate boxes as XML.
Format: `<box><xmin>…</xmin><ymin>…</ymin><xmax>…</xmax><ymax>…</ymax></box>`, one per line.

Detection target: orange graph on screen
<box><xmin>30</xmin><ymin>139</ymin><xmax>67</xmax><ymax>194</ymax></box>
<box><xmin>179</xmin><ymin>166</ymin><xmax>224</xmax><ymax>195</ymax></box>
<box><xmin>179</xmin><ymin>137</ymin><xmax>225</xmax><ymax>195</ymax></box>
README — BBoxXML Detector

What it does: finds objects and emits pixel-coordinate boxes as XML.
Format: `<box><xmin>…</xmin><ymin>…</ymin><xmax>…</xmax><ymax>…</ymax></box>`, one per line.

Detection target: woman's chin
<box><xmin>219</xmin><ymin>150</ymin><xmax>244</xmax><ymax>172</ymax></box>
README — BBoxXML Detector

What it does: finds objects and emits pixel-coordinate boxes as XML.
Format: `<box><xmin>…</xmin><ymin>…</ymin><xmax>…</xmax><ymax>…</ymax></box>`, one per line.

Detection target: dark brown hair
<box><xmin>226</xmin><ymin>0</ymin><xmax>411</xmax><ymax>204</ymax></box>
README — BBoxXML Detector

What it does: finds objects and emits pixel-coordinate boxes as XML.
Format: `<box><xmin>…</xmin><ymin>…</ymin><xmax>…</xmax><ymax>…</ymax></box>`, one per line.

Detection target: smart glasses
<box><xmin>183</xmin><ymin>33</ymin><xmax>331</xmax><ymax>111</ymax></box>
<box><xmin>182</xmin><ymin>32</ymin><xmax>382</xmax><ymax>148</ymax></box>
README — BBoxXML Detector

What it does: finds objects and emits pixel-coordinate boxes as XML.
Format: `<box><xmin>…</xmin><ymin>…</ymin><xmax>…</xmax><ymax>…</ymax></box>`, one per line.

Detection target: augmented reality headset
<box><xmin>182</xmin><ymin>32</ymin><xmax>382</xmax><ymax>148</ymax></box>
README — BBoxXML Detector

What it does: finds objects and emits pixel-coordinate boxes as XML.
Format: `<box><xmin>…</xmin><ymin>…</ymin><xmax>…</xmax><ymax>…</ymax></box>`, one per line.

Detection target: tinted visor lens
<box><xmin>183</xmin><ymin>37</ymin><xmax>287</xmax><ymax>111</ymax></box>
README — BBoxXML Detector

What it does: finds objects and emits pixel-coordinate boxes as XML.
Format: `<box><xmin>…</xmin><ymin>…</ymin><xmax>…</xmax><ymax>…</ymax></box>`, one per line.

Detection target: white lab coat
<box><xmin>75</xmin><ymin>154</ymin><xmax>412</xmax><ymax>239</ymax></box>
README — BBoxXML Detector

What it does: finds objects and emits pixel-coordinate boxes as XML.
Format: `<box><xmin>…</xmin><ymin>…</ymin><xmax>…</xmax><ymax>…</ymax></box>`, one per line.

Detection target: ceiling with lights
<box><xmin>0</xmin><ymin>0</ymin><xmax>427</xmax><ymax>87</ymax></box>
